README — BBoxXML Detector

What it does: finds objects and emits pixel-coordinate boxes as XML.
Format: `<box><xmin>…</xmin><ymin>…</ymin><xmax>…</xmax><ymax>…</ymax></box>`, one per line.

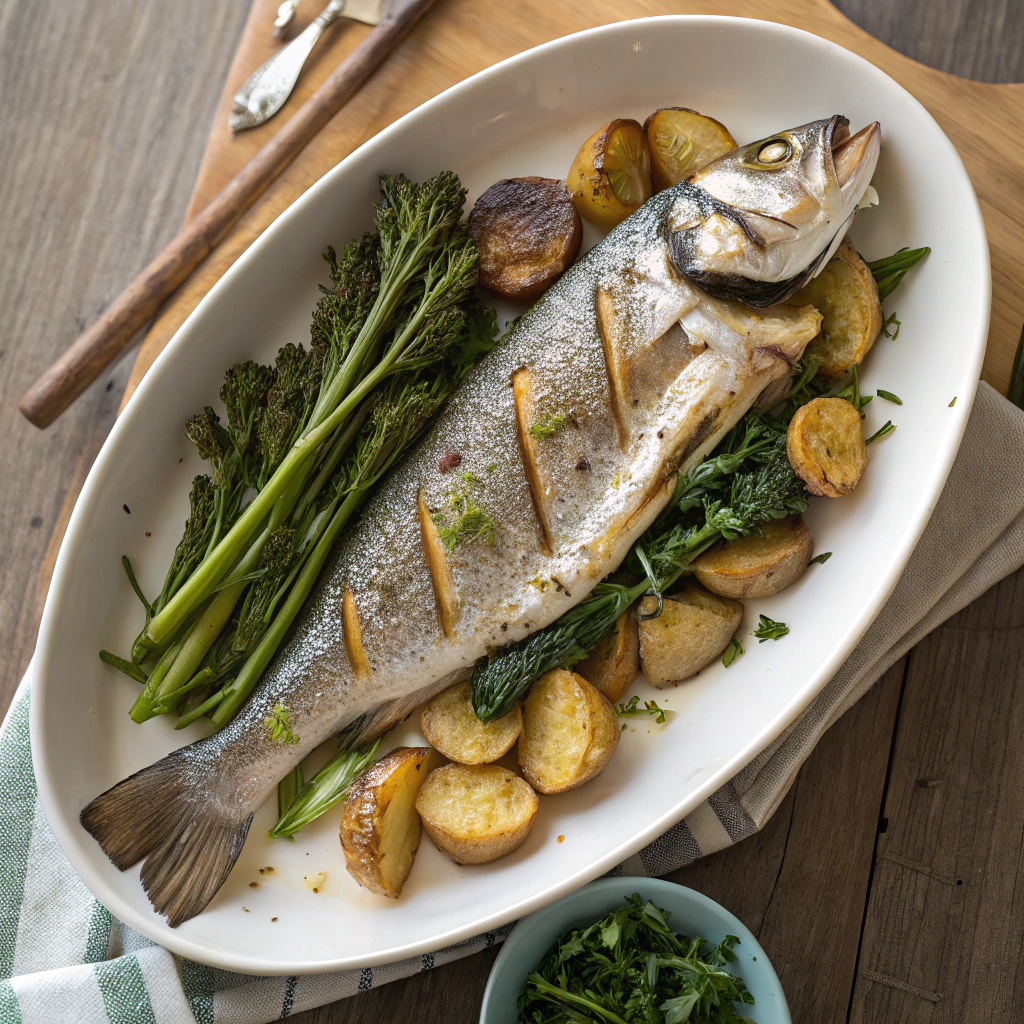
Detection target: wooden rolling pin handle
<box><xmin>19</xmin><ymin>0</ymin><xmax>437</xmax><ymax>429</ymax></box>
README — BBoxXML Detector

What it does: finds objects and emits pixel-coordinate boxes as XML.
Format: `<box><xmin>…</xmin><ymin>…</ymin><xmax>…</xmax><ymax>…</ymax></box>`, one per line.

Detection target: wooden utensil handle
<box><xmin>18</xmin><ymin>0</ymin><xmax>437</xmax><ymax>429</ymax></box>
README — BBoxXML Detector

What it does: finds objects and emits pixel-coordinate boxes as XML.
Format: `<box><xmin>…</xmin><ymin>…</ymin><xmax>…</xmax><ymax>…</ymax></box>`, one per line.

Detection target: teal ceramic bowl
<box><xmin>480</xmin><ymin>876</ymin><xmax>790</xmax><ymax>1024</ymax></box>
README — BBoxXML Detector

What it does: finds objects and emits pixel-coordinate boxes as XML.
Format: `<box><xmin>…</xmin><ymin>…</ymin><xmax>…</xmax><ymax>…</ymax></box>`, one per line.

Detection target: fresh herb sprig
<box><xmin>753</xmin><ymin>615</ymin><xmax>788</xmax><ymax>642</ymax></box>
<box><xmin>866</xmin><ymin>246</ymin><xmax>930</xmax><ymax>300</ymax></box>
<box><xmin>518</xmin><ymin>894</ymin><xmax>755</xmax><ymax>1024</ymax></box>
<box><xmin>617</xmin><ymin>696</ymin><xmax>667</xmax><ymax>724</ymax></box>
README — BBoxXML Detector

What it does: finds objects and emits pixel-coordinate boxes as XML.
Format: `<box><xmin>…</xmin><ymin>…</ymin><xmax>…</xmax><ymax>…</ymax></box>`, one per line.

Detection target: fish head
<box><xmin>666</xmin><ymin>116</ymin><xmax>880</xmax><ymax>306</ymax></box>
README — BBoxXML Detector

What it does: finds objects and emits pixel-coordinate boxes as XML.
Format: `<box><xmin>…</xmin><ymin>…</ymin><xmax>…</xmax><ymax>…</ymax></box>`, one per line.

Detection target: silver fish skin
<box><xmin>80</xmin><ymin>116</ymin><xmax>879</xmax><ymax>926</ymax></box>
<box><xmin>668</xmin><ymin>116</ymin><xmax>880</xmax><ymax>306</ymax></box>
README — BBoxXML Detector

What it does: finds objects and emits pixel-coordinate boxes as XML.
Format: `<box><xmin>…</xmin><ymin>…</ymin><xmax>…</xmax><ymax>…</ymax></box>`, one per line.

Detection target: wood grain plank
<box><xmin>288</xmin><ymin>662</ymin><xmax>904</xmax><ymax>1023</ymax></box>
<box><xmin>0</xmin><ymin>0</ymin><xmax>248</xmax><ymax>714</ymax></box>
<box><xmin>849</xmin><ymin>568</ymin><xmax>1024</xmax><ymax>1022</ymax></box>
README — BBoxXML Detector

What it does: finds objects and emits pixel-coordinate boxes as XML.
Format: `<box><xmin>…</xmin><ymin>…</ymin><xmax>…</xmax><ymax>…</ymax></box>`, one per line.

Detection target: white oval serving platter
<box><xmin>32</xmin><ymin>15</ymin><xmax>989</xmax><ymax>974</ymax></box>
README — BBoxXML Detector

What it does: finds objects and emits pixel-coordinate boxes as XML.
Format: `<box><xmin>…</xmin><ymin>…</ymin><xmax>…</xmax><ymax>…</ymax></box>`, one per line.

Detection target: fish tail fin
<box><xmin>80</xmin><ymin>749</ymin><xmax>252</xmax><ymax>927</ymax></box>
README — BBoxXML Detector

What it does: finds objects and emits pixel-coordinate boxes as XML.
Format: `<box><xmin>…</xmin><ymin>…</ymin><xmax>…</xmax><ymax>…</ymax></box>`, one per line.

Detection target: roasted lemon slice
<box><xmin>567</xmin><ymin>119</ymin><xmax>652</xmax><ymax>228</ymax></box>
<box><xmin>644</xmin><ymin>107</ymin><xmax>736</xmax><ymax>192</ymax></box>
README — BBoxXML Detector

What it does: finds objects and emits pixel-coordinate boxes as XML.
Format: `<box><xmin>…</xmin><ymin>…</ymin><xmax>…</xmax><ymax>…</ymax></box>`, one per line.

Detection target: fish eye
<box><xmin>756</xmin><ymin>139</ymin><xmax>792</xmax><ymax>165</ymax></box>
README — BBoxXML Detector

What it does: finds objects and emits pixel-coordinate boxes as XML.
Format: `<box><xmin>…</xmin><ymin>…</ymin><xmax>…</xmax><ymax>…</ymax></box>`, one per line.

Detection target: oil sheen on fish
<box><xmin>81</xmin><ymin>116</ymin><xmax>879</xmax><ymax>926</ymax></box>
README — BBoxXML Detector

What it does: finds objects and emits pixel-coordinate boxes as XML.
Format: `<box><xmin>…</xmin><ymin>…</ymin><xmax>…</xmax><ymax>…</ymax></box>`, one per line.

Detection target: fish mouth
<box><xmin>831</xmin><ymin>121</ymin><xmax>881</xmax><ymax>189</ymax></box>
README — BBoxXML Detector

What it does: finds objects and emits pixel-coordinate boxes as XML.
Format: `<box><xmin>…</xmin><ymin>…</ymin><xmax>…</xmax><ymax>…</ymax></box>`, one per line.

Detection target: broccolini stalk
<box><xmin>471</xmin><ymin>418</ymin><xmax>808</xmax><ymax>722</ymax></box>
<box><xmin>138</xmin><ymin>173</ymin><xmax>474</xmax><ymax>654</ymax></box>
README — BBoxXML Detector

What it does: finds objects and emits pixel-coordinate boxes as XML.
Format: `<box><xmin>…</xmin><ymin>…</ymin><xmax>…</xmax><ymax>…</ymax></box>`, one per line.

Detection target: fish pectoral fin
<box><xmin>683</xmin><ymin>297</ymin><xmax>822</xmax><ymax>366</ymax></box>
<box><xmin>417</xmin><ymin>490</ymin><xmax>461</xmax><ymax>638</ymax></box>
<box><xmin>511</xmin><ymin>367</ymin><xmax>555</xmax><ymax>555</ymax></box>
<box><xmin>80</xmin><ymin>748</ymin><xmax>253</xmax><ymax>928</ymax></box>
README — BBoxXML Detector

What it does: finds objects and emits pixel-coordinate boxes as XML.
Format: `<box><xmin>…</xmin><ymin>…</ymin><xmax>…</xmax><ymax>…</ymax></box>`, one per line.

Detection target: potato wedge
<box><xmin>519</xmin><ymin>669</ymin><xmax>619</xmax><ymax>794</ymax></box>
<box><xmin>790</xmin><ymin>238</ymin><xmax>883</xmax><ymax>377</ymax></box>
<box><xmin>693</xmin><ymin>516</ymin><xmax>813</xmax><ymax>599</ymax></box>
<box><xmin>576</xmin><ymin>608</ymin><xmax>640</xmax><ymax>703</ymax></box>
<box><xmin>643</xmin><ymin>107</ymin><xmax>736</xmax><ymax>192</ymax></box>
<box><xmin>638</xmin><ymin>581</ymin><xmax>742</xmax><ymax>686</ymax></box>
<box><xmin>340</xmin><ymin>746</ymin><xmax>443</xmax><ymax>898</ymax></box>
<box><xmin>419</xmin><ymin>681</ymin><xmax>522</xmax><ymax>765</ymax></box>
<box><xmin>787</xmin><ymin>396</ymin><xmax>867</xmax><ymax>497</ymax></box>
<box><xmin>468</xmin><ymin>177</ymin><xmax>583</xmax><ymax>302</ymax></box>
<box><xmin>415</xmin><ymin>763</ymin><xmax>539</xmax><ymax>865</ymax></box>
<box><xmin>568</xmin><ymin>119</ymin><xmax>652</xmax><ymax>229</ymax></box>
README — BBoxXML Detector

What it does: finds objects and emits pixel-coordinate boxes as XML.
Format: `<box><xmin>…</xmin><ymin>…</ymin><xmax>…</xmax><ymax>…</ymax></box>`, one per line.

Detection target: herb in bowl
<box><xmin>518</xmin><ymin>894</ymin><xmax>755</xmax><ymax>1023</ymax></box>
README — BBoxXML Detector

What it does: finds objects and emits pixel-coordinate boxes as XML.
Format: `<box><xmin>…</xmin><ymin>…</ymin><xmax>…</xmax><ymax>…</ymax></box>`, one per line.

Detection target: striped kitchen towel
<box><xmin>2</xmin><ymin>382</ymin><xmax>1024</xmax><ymax>1023</ymax></box>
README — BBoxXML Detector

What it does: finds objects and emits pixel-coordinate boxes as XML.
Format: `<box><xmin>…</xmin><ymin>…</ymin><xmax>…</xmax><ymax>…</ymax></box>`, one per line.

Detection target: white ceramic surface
<box><xmin>32</xmin><ymin>16</ymin><xmax>989</xmax><ymax>974</ymax></box>
<box><xmin>480</xmin><ymin>877</ymin><xmax>790</xmax><ymax>1024</ymax></box>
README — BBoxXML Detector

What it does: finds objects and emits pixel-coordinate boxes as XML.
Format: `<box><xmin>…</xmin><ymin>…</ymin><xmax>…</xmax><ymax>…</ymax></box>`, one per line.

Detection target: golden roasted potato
<box><xmin>643</xmin><ymin>107</ymin><xmax>736</xmax><ymax>192</ymax></box>
<box><xmin>468</xmin><ymin>177</ymin><xmax>583</xmax><ymax>302</ymax></box>
<box><xmin>567</xmin><ymin>119</ymin><xmax>652</xmax><ymax>229</ymax></box>
<box><xmin>419</xmin><ymin>681</ymin><xmax>522</xmax><ymax>765</ymax></box>
<box><xmin>518</xmin><ymin>669</ymin><xmax>619</xmax><ymax>794</ymax></box>
<box><xmin>790</xmin><ymin>238</ymin><xmax>883</xmax><ymax>377</ymax></box>
<box><xmin>340</xmin><ymin>746</ymin><xmax>443</xmax><ymax>898</ymax></box>
<box><xmin>575</xmin><ymin>608</ymin><xmax>640</xmax><ymax>703</ymax></box>
<box><xmin>693</xmin><ymin>516</ymin><xmax>813</xmax><ymax>599</ymax></box>
<box><xmin>415</xmin><ymin>763</ymin><xmax>539</xmax><ymax>865</ymax></box>
<box><xmin>787</xmin><ymin>397</ymin><xmax>867</xmax><ymax>498</ymax></box>
<box><xmin>638</xmin><ymin>581</ymin><xmax>742</xmax><ymax>686</ymax></box>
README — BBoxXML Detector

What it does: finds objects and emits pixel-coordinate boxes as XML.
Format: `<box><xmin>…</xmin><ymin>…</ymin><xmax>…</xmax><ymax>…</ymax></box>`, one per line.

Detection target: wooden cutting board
<box><xmin>123</xmin><ymin>0</ymin><xmax>1024</xmax><ymax>404</ymax></box>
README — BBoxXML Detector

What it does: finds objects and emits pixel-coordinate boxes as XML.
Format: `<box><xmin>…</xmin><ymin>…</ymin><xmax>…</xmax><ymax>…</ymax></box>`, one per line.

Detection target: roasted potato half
<box><xmin>340</xmin><ymin>746</ymin><xmax>443</xmax><ymax>898</ymax></box>
<box><xmin>787</xmin><ymin>397</ymin><xmax>867</xmax><ymax>498</ymax></box>
<box><xmin>790</xmin><ymin>238</ymin><xmax>883</xmax><ymax>377</ymax></box>
<box><xmin>468</xmin><ymin>177</ymin><xmax>582</xmax><ymax>302</ymax></box>
<box><xmin>576</xmin><ymin>607</ymin><xmax>640</xmax><ymax>703</ymax></box>
<box><xmin>567</xmin><ymin>119</ymin><xmax>652</xmax><ymax>229</ymax></box>
<box><xmin>419</xmin><ymin>681</ymin><xmax>522</xmax><ymax>765</ymax></box>
<box><xmin>643</xmin><ymin>107</ymin><xmax>736</xmax><ymax>192</ymax></box>
<box><xmin>638</xmin><ymin>581</ymin><xmax>742</xmax><ymax>687</ymax></box>
<box><xmin>415</xmin><ymin>763</ymin><xmax>539</xmax><ymax>865</ymax></box>
<box><xmin>519</xmin><ymin>669</ymin><xmax>619</xmax><ymax>794</ymax></box>
<box><xmin>693</xmin><ymin>516</ymin><xmax>813</xmax><ymax>599</ymax></box>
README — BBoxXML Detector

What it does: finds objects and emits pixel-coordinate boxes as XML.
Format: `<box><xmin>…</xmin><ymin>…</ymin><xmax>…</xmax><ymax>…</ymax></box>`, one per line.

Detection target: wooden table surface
<box><xmin>2</xmin><ymin>1</ymin><xmax>1023</xmax><ymax>1021</ymax></box>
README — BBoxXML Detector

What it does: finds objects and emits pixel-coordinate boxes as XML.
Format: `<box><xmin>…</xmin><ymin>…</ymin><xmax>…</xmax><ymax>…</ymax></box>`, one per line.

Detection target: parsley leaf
<box><xmin>753</xmin><ymin>615</ymin><xmax>789</xmax><ymax>642</ymax></box>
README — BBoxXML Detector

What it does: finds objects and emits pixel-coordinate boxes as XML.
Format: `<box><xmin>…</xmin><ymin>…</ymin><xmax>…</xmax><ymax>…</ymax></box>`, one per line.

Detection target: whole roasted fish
<box><xmin>82</xmin><ymin>115</ymin><xmax>879</xmax><ymax>926</ymax></box>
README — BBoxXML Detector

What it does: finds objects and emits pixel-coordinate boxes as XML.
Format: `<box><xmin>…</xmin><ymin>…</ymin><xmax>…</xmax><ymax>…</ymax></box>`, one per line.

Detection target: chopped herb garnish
<box><xmin>265</xmin><ymin>704</ymin><xmax>299</xmax><ymax>745</ymax></box>
<box><xmin>876</xmin><ymin>389</ymin><xmax>902</xmax><ymax>405</ymax></box>
<box><xmin>866</xmin><ymin>420</ymin><xmax>896</xmax><ymax>444</ymax></box>
<box><xmin>882</xmin><ymin>311</ymin><xmax>901</xmax><ymax>339</ymax></box>
<box><xmin>753</xmin><ymin>614</ymin><xmax>789</xmax><ymax>642</ymax></box>
<box><xmin>808</xmin><ymin>551</ymin><xmax>833</xmax><ymax>565</ymax></box>
<box><xmin>432</xmin><ymin>477</ymin><xmax>497</xmax><ymax>552</ymax></box>
<box><xmin>835</xmin><ymin>365</ymin><xmax>871</xmax><ymax>412</ymax></box>
<box><xmin>530</xmin><ymin>412</ymin><xmax>569</xmax><ymax>439</ymax></box>
<box><xmin>616</xmin><ymin>695</ymin><xmax>667</xmax><ymax>724</ymax></box>
<box><xmin>722</xmin><ymin>636</ymin><xmax>744</xmax><ymax>667</ymax></box>
<box><xmin>948</xmin><ymin>396</ymin><xmax>957</xmax><ymax>408</ymax></box>
<box><xmin>518</xmin><ymin>894</ymin><xmax>755</xmax><ymax>1024</ymax></box>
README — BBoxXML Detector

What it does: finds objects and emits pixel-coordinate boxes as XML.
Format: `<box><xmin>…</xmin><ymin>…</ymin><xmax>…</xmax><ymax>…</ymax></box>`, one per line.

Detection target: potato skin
<box><xmin>468</xmin><ymin>177</ymin><xmax>582</xmax><ymax>302</ymax></box>
<box><xmin>787</xmin><ymin>397</ymin><xmax>867</xmax><ymax>498</ymax></box>
<box><xmin>419</xmin><ymin>681</ymin><xmax>522</xmax><ymax>765</ymax></box>
<box><xmin>415</xmin><ymin>763</ymin><xmax>538</xmax><ymax>865</ymax></box>
<box><xmin>638</xmin><ymin>581</ymin><xmax>743</xmax><ymax>686</ymax></box>
<box><xmin>791</xmin><ymin>239</ymin><xmax>883</xmax><ymax>377</ymax></box>
<box><xmin>340</xmin><ymin>746</ymin><xmax>443</xmax><ymax>898</ymax></box>
<box><xmin>693</xmin><ymin>516</ymin><xmax>813</xmax><ymax>599</ymax></box>
<box><xmin>575</xmin><ymin>608</ymin><xmax>640</xmax><ymax>703</ymax></box>
<box><xmin>519</xmin><ymin>669</ymin><xmax>619</xmax><ymax>794</ymax></box>
<box><xmin>567</xmin><ymin>119</ymin><xmax>651</xmax><ymax>228</ymax></box>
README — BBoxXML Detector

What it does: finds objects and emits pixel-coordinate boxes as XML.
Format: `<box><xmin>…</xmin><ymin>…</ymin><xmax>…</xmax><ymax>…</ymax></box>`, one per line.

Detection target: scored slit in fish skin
<box><xmin>80</xmin><ymin>115</ymin><xmax>878</xmax><ymax>927</ymax></box>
